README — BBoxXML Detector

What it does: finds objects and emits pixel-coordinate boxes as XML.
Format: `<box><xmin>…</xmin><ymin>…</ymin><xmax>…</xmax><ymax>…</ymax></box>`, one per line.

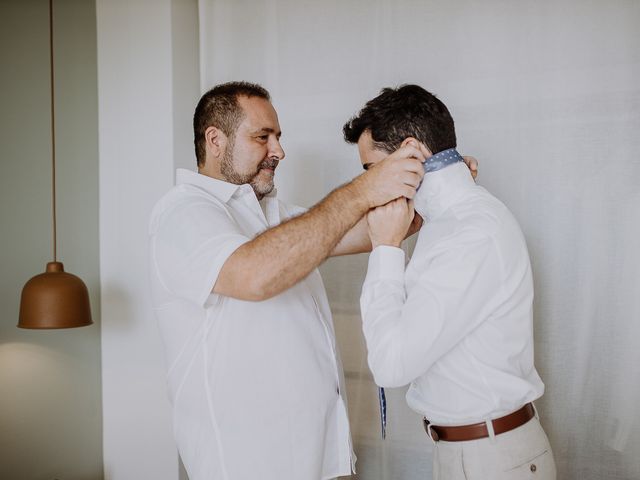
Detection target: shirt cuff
<box><xmin>365</xmin><ymin>245</ymin><xmax>406</xmax><ymax>284</ymax></box>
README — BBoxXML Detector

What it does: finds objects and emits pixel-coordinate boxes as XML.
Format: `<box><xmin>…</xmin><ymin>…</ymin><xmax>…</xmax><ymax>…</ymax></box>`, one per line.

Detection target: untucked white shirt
<box><xmin>360</xmin><ymin>162</ymin><xmax>545</xmax><ymax>426</ymax></box>
<box><xmin>149</xmin><ymin>169</ymin><xmax>354</xmax><ymax>480</ymax></box>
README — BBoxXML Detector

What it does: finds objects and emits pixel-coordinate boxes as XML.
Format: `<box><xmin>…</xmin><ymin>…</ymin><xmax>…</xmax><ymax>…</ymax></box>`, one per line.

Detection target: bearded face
<box><xmin>219</xmin><ymin>96</ymin><xmax>284</xmax><ymax>200</ymax></box>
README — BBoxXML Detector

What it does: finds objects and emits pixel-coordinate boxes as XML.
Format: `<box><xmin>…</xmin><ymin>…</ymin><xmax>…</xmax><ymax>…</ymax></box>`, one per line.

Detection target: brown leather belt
<box><xmin>423</xmin><ymin>403</ymin><xmax>535</xmax><ymax>442</ymax></box>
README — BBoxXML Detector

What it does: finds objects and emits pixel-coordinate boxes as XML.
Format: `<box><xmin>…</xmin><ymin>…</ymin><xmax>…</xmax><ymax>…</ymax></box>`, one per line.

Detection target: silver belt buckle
<box><xmin>423</xmin><ymin>417</ymin><xmax>439</xmax><ymax>444</ymax></box>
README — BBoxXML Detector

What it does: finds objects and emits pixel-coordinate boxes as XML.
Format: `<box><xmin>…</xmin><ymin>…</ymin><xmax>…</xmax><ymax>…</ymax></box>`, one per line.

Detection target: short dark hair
<box><xmin>193</xmin><ymin>81</ymin><xmax>271</xmax><ymax>166</ymax></box>
<box><xmin>343</xmin><ymin>84</ymin><xmax>456</xmax><ymax>154</ymax></box>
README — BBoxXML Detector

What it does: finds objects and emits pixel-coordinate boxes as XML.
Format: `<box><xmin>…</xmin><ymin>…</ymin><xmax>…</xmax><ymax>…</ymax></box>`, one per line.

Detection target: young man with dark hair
<box><xmin>345</xmin><ymin>84</ymin><xmax>556</xmax><ymax>479</ymax></box>
<box><xmin>149</xmin><ymin>81</ymin><xmax>434</xmax><ymax>480</ymax></box>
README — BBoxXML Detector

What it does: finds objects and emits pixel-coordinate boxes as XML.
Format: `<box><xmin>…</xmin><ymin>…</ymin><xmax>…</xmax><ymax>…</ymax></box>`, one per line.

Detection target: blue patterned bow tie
<box><xmin>424</xmin><ymin>148</ymin><xmax>463</xmax><ymax>173</ymax></box>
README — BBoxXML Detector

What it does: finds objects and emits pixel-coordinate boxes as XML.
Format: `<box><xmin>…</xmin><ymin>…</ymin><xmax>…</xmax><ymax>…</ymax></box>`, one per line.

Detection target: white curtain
<box><xmin>198</xmin><ymin>1</ymin><xmax>640</xmax><ymax>478</ymax></box>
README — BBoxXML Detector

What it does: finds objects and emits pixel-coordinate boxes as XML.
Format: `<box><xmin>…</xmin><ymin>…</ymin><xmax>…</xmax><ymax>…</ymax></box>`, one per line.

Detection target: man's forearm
<box><xmin>330</xmin><ymin>211</ymin><xmax>423</xmax><ymax>257</ymax></box>
<box><xmin>214</xmin><ymin>179</ymin><xmax>370</xmax><ymax>300</ymax></box>
<box><xmin>330</xmin><ymin>216</ymin><xmax>372</xmax><ymax>257</ymax></box>
<box><xmin>214</xmin><ymin>146</ymin><xmax>426</xmax><ymax>300</ymax></box>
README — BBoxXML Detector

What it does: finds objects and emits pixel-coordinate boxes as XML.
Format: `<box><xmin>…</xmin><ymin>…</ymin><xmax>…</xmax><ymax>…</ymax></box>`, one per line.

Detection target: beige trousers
<box><xmin>432</xmin><ymin>417</ymin><xmax>556</xmax><ymax>480</ymax></box>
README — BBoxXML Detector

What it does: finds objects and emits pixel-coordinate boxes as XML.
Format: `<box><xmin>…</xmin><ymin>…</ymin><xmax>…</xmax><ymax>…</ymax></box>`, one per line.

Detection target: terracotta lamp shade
<box><xmin>18</xmin><ymin>261</ymin><xmax>93</xmax><ymax>329</ymax></box>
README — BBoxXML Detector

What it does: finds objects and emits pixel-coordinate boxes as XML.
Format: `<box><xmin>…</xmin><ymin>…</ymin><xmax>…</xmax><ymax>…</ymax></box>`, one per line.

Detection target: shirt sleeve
<box><xmin>151</xmin><ymin>200</ymin><xmax>250</xmax><ymax>306</ymax></box>
<box><xmin>360</xmin><ymin>229</ymin><xmax>501</xmax><ymax>388</ymax></box>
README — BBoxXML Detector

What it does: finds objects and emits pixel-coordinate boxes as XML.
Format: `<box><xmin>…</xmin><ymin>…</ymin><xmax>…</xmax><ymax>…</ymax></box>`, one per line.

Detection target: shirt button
<box><xmin>530</xmin><ymin>464</ymin><xmax>537</xmax><ymax>473</ymax></box>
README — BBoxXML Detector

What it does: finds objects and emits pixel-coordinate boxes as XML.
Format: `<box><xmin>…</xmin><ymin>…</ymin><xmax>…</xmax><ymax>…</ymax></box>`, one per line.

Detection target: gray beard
<box><xmin>220</xmin><ymin>140</ymin><xmax>276</xmax><ymax>200</ymax></box>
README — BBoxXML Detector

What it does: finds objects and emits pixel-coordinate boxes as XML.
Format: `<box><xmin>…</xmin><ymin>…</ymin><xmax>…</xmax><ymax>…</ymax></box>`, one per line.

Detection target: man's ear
<box><xmin>400</xmin><ymin>137</ymin><xmax>432</xmax><ymax>158</ymax></box>
<box><xmin>400</xmin><ymin>137</ymin><xmax>419</xmax><ymax>149</ymax></box>
<box><xmin>205</xmin><ymin>126</ymin><xmax>227</xmax><ymax>159</ymax></box>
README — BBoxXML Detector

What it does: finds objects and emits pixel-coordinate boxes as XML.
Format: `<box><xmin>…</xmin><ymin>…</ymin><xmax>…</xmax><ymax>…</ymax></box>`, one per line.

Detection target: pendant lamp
<box><xmin>18</xmin><ymin>0</ymin><xmax>93</xmax><ymax>329</ymax></box>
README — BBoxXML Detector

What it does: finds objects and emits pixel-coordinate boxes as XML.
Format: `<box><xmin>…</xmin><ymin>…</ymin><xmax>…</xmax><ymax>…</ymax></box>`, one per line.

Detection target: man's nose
<box><xmin>269</xmin><ymin>138</ymin><xmax>285</xmax><ymax>160</ymax></box>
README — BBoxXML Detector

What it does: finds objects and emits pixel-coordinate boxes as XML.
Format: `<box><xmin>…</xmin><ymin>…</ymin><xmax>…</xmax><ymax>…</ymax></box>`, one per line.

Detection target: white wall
<box><xmin>0</xmin><ymin>1</ymin><xmax>103</xmax><ymax>479</ymax></box>
<box><xmin>97</xmin><ymin>0</ymin><xmax>199</xmax><ymax>478</ymax></box>
<box><xmin>172</xmin><ymin>0</ymin><xmax>202</xmax><ymax>173</ymax></box>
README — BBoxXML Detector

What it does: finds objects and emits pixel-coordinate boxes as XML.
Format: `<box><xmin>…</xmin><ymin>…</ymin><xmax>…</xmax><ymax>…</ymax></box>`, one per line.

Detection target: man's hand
<box><xmin>406</xmin><ymin>211</ymin><xmax>423</xmax><ymax>238</ymax></box>
<box><xmin>463</xmin><ymin>155</ymin><xmax>478</xmax><ymax>180</ymax></box>
<box><xmin>355</xmin><ymin>144</ymin><xmax>428</xmax><ymax>208</ymax></box>
<box><xmin>367</xmin><ymin>198</ymin><xmax>415</xmax><ymax>249</ymax></box>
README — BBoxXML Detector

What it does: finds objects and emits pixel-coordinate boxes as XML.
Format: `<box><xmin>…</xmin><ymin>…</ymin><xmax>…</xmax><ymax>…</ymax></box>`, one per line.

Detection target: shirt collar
<box><xmin>175</xmin><ymin>168</ymin><xmax>246</xmax><ymax>203</ymax></box>
<box><xmin>423</xmin><ymin>148</ymin><xmax>464</xmax><ymax>173</ymax></box>
<box><xmin>414</xmin><ymin>161</ymin><xmax>476</xmax><ymax>221</ymax></box>
<box><xmin>176</xmin><ymin>169</ymin><xmax>279</xmax><ymax>203</ymax></box>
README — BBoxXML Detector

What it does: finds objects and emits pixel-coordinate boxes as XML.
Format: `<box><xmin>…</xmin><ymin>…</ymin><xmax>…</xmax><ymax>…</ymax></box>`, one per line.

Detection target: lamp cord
<box><xmin>49</xmin><ymin>0</ymin><xmax>57</xmax><ymax>262</ymax></box>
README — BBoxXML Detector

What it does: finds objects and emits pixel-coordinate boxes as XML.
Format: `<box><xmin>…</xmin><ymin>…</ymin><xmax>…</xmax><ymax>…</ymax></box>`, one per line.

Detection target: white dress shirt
<box><xmin>149</xmin><ymin>169</ymin><xmax>354</xmax><ymax>480</ymax></box>
<box><xmin>360</xmin><ymin>162</ymin><xmax>545</xmax><ymax>426</ymax></box>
